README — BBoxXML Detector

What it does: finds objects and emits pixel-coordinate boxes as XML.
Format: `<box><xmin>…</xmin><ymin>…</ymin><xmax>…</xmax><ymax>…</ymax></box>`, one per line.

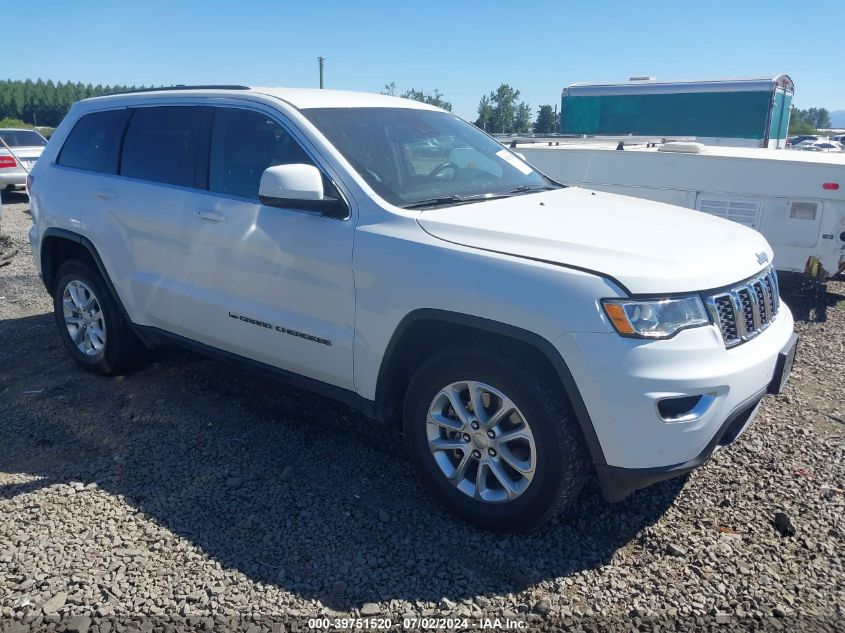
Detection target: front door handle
<box><xmin>92</xmin><ymin>188</ymin><xmax>116</xmax><ymax>200</ymax></box>
<box><xmin>195</xmin><ymin>210</ymin><xmax>226</xmax><ymax>223</ymax></box>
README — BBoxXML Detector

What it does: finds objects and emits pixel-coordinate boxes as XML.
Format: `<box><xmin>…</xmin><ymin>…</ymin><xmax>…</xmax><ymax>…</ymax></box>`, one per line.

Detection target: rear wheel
<box><xmin>404</xmin><ymin>347</ymin><xmax>590</xmax><ymax>531</ymax></box>
<box><xmin>53</xmin><ymin>260</ymin><xmax>145</xmax><ymax>375</ymax></box>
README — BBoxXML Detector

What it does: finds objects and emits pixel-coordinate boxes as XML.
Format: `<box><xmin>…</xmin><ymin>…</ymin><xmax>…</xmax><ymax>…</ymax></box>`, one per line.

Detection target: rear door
<box><xmin>108</xmin><ymin>105</ymin><xmax>213</xmax><ymax>333</ymax></box>
<box><xmin>47</xmin><ymin>108</ymin><xmax>139</xmax><ymax>314</ymax></box>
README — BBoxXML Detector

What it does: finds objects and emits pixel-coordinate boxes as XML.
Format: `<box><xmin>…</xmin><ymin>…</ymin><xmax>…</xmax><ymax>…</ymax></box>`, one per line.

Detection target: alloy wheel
<box><xmin>62</xmin><ymin>280</ymin><xmax>106</xmax><ymax>357</ymax></box>
<box><xmin>426</xmin><ymin>380</ymin><xmax>536</xmax><ymax>503</ymax></box>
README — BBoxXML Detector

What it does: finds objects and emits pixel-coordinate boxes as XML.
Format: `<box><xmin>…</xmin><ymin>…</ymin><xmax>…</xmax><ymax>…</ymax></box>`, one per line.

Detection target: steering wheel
<box><xmin>429</xmin><ymin>161</ymin><xmax>459</xmax><ymax>179</ymax></box>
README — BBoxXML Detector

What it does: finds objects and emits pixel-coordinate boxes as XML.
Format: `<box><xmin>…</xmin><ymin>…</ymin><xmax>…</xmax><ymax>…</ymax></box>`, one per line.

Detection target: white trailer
<box><xmin>517</xmin><ymin>141</ymin><xmax>845</xmax><ymax>280</ymax></box>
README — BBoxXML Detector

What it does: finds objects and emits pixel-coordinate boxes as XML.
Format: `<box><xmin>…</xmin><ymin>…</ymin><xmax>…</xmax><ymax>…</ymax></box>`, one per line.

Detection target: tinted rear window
<box><xmin>58</xmin><ymin>110</ymin><xmax>130</xmax><ymax>173</ymax></box>
<box><xmin>120</xmin><ymin>106</ymin><xmax>211</xmax><ymax>188</ymax></box>
<box><xmin>0</xmin><ymin>130</ymin><xmax>47</xmax><ymax>147</ymax></box>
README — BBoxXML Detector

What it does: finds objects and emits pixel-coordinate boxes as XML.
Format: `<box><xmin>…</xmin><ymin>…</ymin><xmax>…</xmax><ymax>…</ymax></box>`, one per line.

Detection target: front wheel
<box><xmin>404</xmin><ymin>347</ymin><xmax>590</xmax><ymax>531</ymax></box>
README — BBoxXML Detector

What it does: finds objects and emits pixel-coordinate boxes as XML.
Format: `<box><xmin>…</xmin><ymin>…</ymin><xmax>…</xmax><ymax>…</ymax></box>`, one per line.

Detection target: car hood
<box><xmin>416</xmin><ymin>187</ymin><xmax>773</xmax><ymax>294</ymax></box>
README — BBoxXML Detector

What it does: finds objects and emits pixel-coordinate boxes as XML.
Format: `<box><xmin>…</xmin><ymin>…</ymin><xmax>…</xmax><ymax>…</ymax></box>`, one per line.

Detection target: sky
<box><xmin>5</xmin><ymin>0</ymin><xmax>844</xmax><ymax>121</ymax></box>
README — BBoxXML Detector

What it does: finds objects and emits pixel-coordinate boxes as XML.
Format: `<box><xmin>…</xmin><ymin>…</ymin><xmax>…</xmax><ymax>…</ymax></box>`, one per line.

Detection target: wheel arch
<box><xmin>374</xmin><ymin>309</ymin><xmax>607</xmax><ymax>466</ymax></box>
<box><xmin>41</xmin><ymin>228</ymin><xmax>95</xmax><ymax>294</ymax></box>
<box><xmin>40</xmin><ymin>228</ymin><xmax>140</xmax><ymax>339</ymax></box>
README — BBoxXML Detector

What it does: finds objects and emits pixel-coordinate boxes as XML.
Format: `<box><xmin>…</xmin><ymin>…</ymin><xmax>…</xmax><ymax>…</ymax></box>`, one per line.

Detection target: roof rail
<box><xmin>103</xmin><ymin>85</ymin><xmax>251</xmax><ymax>96</ymax></box>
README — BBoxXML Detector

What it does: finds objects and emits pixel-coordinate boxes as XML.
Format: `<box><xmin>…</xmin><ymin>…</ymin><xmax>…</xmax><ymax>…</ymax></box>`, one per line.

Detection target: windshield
<box><xmin>302</xmin><ymin>107</ymin><xmax>560</xmax><ymax>208</ymax></box>
<box><xmin>0</xmin><ymin>129</ymin><xmax>47</xmax><ymax>148</ymax></box>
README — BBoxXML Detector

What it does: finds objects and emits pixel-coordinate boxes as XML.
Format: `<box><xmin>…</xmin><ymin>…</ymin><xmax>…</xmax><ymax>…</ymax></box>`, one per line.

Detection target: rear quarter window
<box><xmin>57</xmin><ymin>109</ymin><xmax>131</xmax><ymax>173</ymax></box>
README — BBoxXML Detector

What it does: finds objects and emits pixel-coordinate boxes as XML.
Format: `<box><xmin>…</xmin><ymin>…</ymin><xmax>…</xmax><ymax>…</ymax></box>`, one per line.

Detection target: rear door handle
<box><xmin>195</xmin><ymin>210</ymin><xmax>226</xmax><ymax>223</ymax></box>
<box><xmin>92</xmin><ymin>188</ymin><xmax>116</xmax><ymax>200</ymax></box>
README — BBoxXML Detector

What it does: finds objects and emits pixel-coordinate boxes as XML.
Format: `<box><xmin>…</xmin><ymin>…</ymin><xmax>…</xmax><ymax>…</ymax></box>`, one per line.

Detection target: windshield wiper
<box><xmin>401</xmin><ymin>193</ymin><xmax>513</xmax><ymax>210</ymax></box>
<box><xmin>506</xmin><ymin>185</ymin><xmax>558</xmax><ymax>194</ymax></box>
<box><xmin>402</xmin><ymin>195</ymin><xmax>465</xmax><ymax>209</ymax></box>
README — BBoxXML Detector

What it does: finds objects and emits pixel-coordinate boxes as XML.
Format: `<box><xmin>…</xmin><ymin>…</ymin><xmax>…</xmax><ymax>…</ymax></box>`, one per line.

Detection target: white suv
<box><xmin>28</xmin><ymin>86</ymin><xmax>798</xmax><ymax>530</ymax></box>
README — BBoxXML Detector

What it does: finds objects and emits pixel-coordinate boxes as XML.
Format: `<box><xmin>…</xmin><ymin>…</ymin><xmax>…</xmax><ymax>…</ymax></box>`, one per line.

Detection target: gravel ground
<box><xmin>0</xmin><ymin>193</ymin><xmax>843</xmax><ymax>632</ymax></box>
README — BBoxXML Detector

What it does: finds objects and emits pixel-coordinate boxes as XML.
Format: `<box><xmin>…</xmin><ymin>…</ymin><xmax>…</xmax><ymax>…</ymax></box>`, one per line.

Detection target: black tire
<box><xmin>52</xmin><ymin>259</ymin><xmax>145</xmax><ymax>375</ymax></box>
<box><xmin>404</xmin><ymin>346</ymin><xmax>590</xmax><ymax>532</ymax></box>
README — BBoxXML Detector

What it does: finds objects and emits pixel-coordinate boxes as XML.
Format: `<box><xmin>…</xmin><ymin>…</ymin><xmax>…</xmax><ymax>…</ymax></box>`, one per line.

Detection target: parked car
<box><xmin>788</xmin><ymin>135</ymin><xmax>820</xmax><ymax>146</ymax></box>
<box><xmin>27</xmin><ymin>86</ymin><xmax>797</xmax><ymax>530</ymax></box>
<box><xmin>794</xmin><ymin>140</ymin><xmax>843</xmax><ymax>152</ymax></box>
<box><xmin>0</xmin><ymin>128</ymin><xmax>47</xmax><ymax>194</ymax></box>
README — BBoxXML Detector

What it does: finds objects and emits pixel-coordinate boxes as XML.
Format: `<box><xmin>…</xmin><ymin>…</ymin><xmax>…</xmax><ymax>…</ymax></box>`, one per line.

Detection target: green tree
<box><xmin>0</xmin><ymin>79</ymin><xmax>141</xmax><ymax>127</ymax></box>
<box><xmin>381</xmin><ymin>81</ymin><xmax>396</xmax><ymax>96</ymax></box>
<box><xmin>813</xmin><ymin>107</ymin><xmax>831</xmax><ymax>129</ymax></box>
<box><xmin>479</xmin><ymin>84</ymin><xmax>533</xmax><ymax>134</ymax></box>
<box><xmin>490</xmin><ymin>83</ymin><xmax>520</xmax><ymax>133</ymax></box>
<box><xmin>476</xmin><ymin>94</ymin><xmax>493</xmax><ymax>131</ymax></box>
<box><xmin>0</xmin><ymin>117</ymin><xmax>31</xmax><ymax>128</ymax></box>
<box><xmin>401</xmin><ymin>88</ymin><xmax>452</xmax><ymax>111</ymax></box>
<box><xmin>821</xmin><ymin>110</ymin><xmax>832</xmax><ymax>129</ymax></box>
<box><xmin>789</xmin><ymin>107</ymin><xmax>832</xmax><ymax>133</ymax></box>
<box><xmin>513</xmin><ymin>102</ymin><xmax>533</xmax><ymax>133</ymax></box>
<box><xmin>534</xmin><ymin>105</ymin><xmax>556</xmax><ymax>134</ymax></box>
<box><xmin>789</xmin><ymin>109</ymin><xmax>816</xmax><ymax>135</ymax></box>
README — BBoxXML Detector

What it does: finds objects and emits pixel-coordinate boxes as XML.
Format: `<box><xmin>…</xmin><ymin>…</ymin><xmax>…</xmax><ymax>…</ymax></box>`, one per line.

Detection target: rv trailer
<box><xmin>559</xmin><ymin>76</ymin><xmax>794</xmax><ymax>149</ymax></box>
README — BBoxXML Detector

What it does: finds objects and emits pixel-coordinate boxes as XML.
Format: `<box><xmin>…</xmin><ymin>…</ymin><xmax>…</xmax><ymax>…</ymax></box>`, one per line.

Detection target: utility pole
<box><xmin>318</xmin><ymin>56</ymin><xmax>326</xmax><ymax>89</ymax></box>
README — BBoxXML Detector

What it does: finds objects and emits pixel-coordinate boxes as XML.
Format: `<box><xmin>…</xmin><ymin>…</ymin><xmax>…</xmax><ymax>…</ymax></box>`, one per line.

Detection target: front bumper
<box><xmin>595</xmin><ymin>389</ymin><xmax>764</xmax><ymax>501</ymax></box>
<box><xmin>596</xmin><ymin>330</ymin><xmax>798</xmax><ymax>501</ymax></box>
<box><xmin>554</xmin><ymin>303</ymin><xmax>795</xmax><ymax>496</ymax></box>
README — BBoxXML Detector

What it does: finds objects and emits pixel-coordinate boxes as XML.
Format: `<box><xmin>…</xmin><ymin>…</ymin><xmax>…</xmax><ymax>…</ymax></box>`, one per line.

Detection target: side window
<box><xmin>58</xmin><ymin>109</ymin><xmax>131</xmax><ymax>173</ymax></box>
<box><xmin>120</xmin><ymin>106</ymin><xmax>211</xmax><ymax>187</ymax></box>
<box><xmin>209</xmin><ymin>107</ymin><xmax>314</xmax><ymax>199</ymax></box>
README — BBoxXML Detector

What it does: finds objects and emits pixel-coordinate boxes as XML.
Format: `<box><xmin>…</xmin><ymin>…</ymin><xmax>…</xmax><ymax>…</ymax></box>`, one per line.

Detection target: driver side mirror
<box><xmin>259</xmin><ymin>164</ymin><xmax>348</xmax><ymax>219</ymax></box>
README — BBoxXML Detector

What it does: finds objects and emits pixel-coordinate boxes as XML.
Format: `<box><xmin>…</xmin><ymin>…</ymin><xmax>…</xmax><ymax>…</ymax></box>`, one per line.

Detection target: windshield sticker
<box><xmin>495</xmin><ymin>149</ymin><xmax>533</xmax><ymax>175</ymax></box>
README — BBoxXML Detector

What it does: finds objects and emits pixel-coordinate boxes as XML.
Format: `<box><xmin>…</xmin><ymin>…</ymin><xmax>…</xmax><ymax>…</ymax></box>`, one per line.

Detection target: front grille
<box><xmin>762</xmin><ymin>273</ymin><xmax>779</xmax><ymax>314</ymax></box>
<box><xmin>737</xmin><ymin>288</ymin><xmax>755</xmax><ymax>333</ymax></box>
<box><xmin>751</xmin><ymin>281</ymin><xmax>767</xmax><ymax>323</ymax></box>
<box><xmin>714</xmin><ymin>296</ymin><xmax>737</xmax><ymax>341</ymax></box>
<box><xmin>706</xmin><ymin>268</ymin><xmax>780</xmax><ymax>348</ymax></box>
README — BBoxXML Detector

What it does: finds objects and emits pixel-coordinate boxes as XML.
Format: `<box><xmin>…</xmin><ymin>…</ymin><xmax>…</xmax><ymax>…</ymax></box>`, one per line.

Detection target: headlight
<box><xmin>602</xmin><ymin>296</ymin><xmax>709</xmax><ymax>339</ymax></box>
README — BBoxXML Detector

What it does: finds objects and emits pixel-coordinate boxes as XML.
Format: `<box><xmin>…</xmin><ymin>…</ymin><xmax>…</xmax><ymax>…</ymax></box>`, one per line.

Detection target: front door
<box><xmin>186</xmin><ymin>105</ymin><xmax>356</xmax><ymax>390</ymax></box>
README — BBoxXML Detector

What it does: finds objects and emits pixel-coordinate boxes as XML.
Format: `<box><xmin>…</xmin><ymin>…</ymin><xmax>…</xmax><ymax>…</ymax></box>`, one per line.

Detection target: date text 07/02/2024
<box><xmin>306</xmin><ymin>617</ymin><xmax>529</xmax><ymax>630</ymax></box>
